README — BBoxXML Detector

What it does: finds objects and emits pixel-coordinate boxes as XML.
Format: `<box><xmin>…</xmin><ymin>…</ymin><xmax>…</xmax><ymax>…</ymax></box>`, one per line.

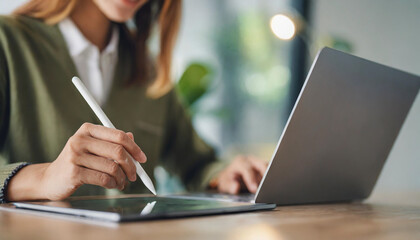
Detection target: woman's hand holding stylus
<box><xmin>6</xmin><ymin>123</ymin><xmax>147</xmax><ymax>201</ymax></box>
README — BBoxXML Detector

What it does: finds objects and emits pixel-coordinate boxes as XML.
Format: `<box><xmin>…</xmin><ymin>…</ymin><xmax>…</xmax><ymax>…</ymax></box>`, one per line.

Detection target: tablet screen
<box><xmin>14</xmin><ymin>196</ymin><xmax>275</xmax><ymax>222</ymax></box>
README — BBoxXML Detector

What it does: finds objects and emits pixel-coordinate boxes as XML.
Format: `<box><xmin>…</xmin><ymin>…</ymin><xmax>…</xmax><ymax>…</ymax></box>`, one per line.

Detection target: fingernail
<box><xmin>128</xmin><ymin>170</ymin><xmax>136</xmax><ymax>181</ymax></box>
<box><xmin>140</xmin><ymin>151</ymin><xmax>147</xmax><ymax>162</ymax></box>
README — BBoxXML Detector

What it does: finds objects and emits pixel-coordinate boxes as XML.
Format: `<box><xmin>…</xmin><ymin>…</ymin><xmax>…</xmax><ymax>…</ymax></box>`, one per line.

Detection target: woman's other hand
<box><xmin>212</xmin><ymin>155</ymin><xmax>268</xmax><ymax>194</ymax></box>
<box><xmin>6</xmin><ymin>123</ymin><xmax>147</xmax><ymax>201</ymax></box>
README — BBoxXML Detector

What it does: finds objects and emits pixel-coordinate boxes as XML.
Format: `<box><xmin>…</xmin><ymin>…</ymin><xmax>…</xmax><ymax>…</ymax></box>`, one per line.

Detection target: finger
<box><xmin>82</xmin><ymin>136</ymin><xmax>137</xmax><ymax>181</ymax></box>
<box><xmin>76</xmin><ymin>154</ymin><xmax>126</xmax><ymax>190</ymax></box>
<box><xmin>79</xmin><ymin>123</ymin><xmax>147</xmax><ymax>164</ymax></box>
<box><xmin>78</xmin><ymin>167</ymin><xmax>117</xmax><ymax>189</ymax></box>
<box><xmin>253</xmin><ymin>168</ymin><xmax>263</xmax><ymax>184</ymax></box>
<box><xmin>237</xmin><ymin>163</ymin><xmax>259</xmax><ymax>193</ymax></box>
<box><xmin>219</xmin><ymin>177</ymin><xmax>241</xmax><ymax>194</ymax></box>
<box><xmin>248</xmin><ymin>156</ymin><xmax>268</xmax><ymax>177</ymax></box>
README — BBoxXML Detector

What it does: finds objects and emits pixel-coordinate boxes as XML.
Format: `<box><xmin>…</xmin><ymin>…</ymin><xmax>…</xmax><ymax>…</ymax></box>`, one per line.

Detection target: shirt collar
<box><xmin>103</xmin><ymin>25</ymin><xmax>119</xmax><ymax>56</ymax></box>
<box><xmin>58</xmin><ymin>18</ymin><xmax>119</xmax><ymax>57</ymax></box>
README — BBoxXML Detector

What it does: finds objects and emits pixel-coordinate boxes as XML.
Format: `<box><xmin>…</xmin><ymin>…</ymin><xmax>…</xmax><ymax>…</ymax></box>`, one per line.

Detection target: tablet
<box><xmin>13</xmin><ymin>196</ymin><xmax>275</xmax><ymax>222</ymax></box>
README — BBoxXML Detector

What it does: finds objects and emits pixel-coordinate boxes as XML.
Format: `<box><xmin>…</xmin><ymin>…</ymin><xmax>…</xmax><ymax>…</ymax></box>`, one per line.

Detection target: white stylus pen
<box><xmin>72</xmin><ymin>76</ymin><xmax>157</xmax><ymax>195</ymax></box>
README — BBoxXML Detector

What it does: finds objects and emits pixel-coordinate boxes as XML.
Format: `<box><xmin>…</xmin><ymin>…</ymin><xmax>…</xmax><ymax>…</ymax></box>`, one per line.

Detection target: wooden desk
<box><xmin>1</xmin><ymin>193</ymin><xmax>419</xmax><ymax>240</ymax></box>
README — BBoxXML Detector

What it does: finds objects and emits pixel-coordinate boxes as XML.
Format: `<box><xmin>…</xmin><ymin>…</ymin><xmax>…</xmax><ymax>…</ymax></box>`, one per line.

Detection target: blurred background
<box><xmin>1</xmin><ymin>0</ymin><xmax>419</xmax><ymax>196</ymax></box>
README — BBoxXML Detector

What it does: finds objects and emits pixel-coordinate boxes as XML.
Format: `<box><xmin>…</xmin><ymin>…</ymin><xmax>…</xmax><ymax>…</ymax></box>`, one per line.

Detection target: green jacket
<box><xmin>0</xmin><ymin>15</ymin><xmax>224</xmax><ymax>202</ymax></box>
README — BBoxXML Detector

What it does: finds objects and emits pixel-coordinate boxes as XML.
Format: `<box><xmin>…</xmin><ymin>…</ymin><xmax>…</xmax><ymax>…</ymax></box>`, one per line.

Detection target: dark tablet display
<box><xmin>13</xmin><ymin>196</ymin><xmax>275</xmax><ymax>222</ymax></box>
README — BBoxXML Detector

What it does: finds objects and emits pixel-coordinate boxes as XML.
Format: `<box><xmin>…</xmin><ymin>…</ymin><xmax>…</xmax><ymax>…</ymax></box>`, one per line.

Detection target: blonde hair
<box><xmin>13</xmin><ymin>0</ymin><xmax>182</xmax><ymax>98</ymax></box>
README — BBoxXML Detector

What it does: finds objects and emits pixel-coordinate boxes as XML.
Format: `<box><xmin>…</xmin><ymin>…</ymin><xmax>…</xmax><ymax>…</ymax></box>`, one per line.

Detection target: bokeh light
<box><xmin>270</xmin><ymin>14</ymin><xmax>296</xmax><ymax>40</ymax></box>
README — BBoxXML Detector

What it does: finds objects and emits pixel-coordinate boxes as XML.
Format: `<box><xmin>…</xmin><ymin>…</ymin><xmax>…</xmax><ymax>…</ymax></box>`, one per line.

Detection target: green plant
<box><xmin>176</xmin><ymin>62</ymin><xmax>213</xmax><ymax>108</ymax></box>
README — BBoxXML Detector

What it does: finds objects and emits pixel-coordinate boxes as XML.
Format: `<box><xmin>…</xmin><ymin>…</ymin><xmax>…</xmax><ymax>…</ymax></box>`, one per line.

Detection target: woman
<box><xmin>0</xmin><ymin>0</ymin><xmax>267</xmax><ymax>203</ymax></box>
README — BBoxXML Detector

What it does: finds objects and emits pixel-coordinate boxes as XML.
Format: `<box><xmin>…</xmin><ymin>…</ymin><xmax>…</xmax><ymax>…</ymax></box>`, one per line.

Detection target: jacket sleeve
<box><xmin>0</xmin><ymin>37</ymin><xmax>29</xmax><ymax>203</ymax></box>
<box><xmin>160</xmin><ymin>90</ymin><xmax>228</xmax><ymax>191</ymax></box>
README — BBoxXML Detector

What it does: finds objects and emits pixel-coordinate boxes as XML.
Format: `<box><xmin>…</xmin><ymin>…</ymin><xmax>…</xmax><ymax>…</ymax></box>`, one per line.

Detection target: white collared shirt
<box><xmin>58</xmin><ymin>18</ymin><xmax>119</xmax><ymax>106</ymax></box>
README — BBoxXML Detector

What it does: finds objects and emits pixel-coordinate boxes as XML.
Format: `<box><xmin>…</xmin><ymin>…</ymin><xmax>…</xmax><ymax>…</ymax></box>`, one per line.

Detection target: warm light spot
<box><xmin>270</xmin><ymin>14</ymin><xmax>296</xmax><ymax>40</ymax></box>
<box><xmin>228</xmin><ymin>224</ymin><xmax>284</xmax><ymax>240</ymax></box>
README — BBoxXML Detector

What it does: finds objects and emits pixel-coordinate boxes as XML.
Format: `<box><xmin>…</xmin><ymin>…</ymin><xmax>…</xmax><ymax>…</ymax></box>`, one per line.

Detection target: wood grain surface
<box><xmin>1</xmin><ymin>192</ymin><xmax>419</xmax><ymax>240</ymax></box>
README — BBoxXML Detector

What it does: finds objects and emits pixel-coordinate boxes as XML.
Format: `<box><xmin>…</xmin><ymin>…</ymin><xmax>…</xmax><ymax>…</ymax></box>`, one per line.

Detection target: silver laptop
<box><xmin>12</xmin><ymin>47</ymin><xmax>420</xmax><ymax>221</ymax></box>
<box><xmin>254</xmin><ymin>47</ymin><xmax>419</xmax><ymax>204</ymax></box>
